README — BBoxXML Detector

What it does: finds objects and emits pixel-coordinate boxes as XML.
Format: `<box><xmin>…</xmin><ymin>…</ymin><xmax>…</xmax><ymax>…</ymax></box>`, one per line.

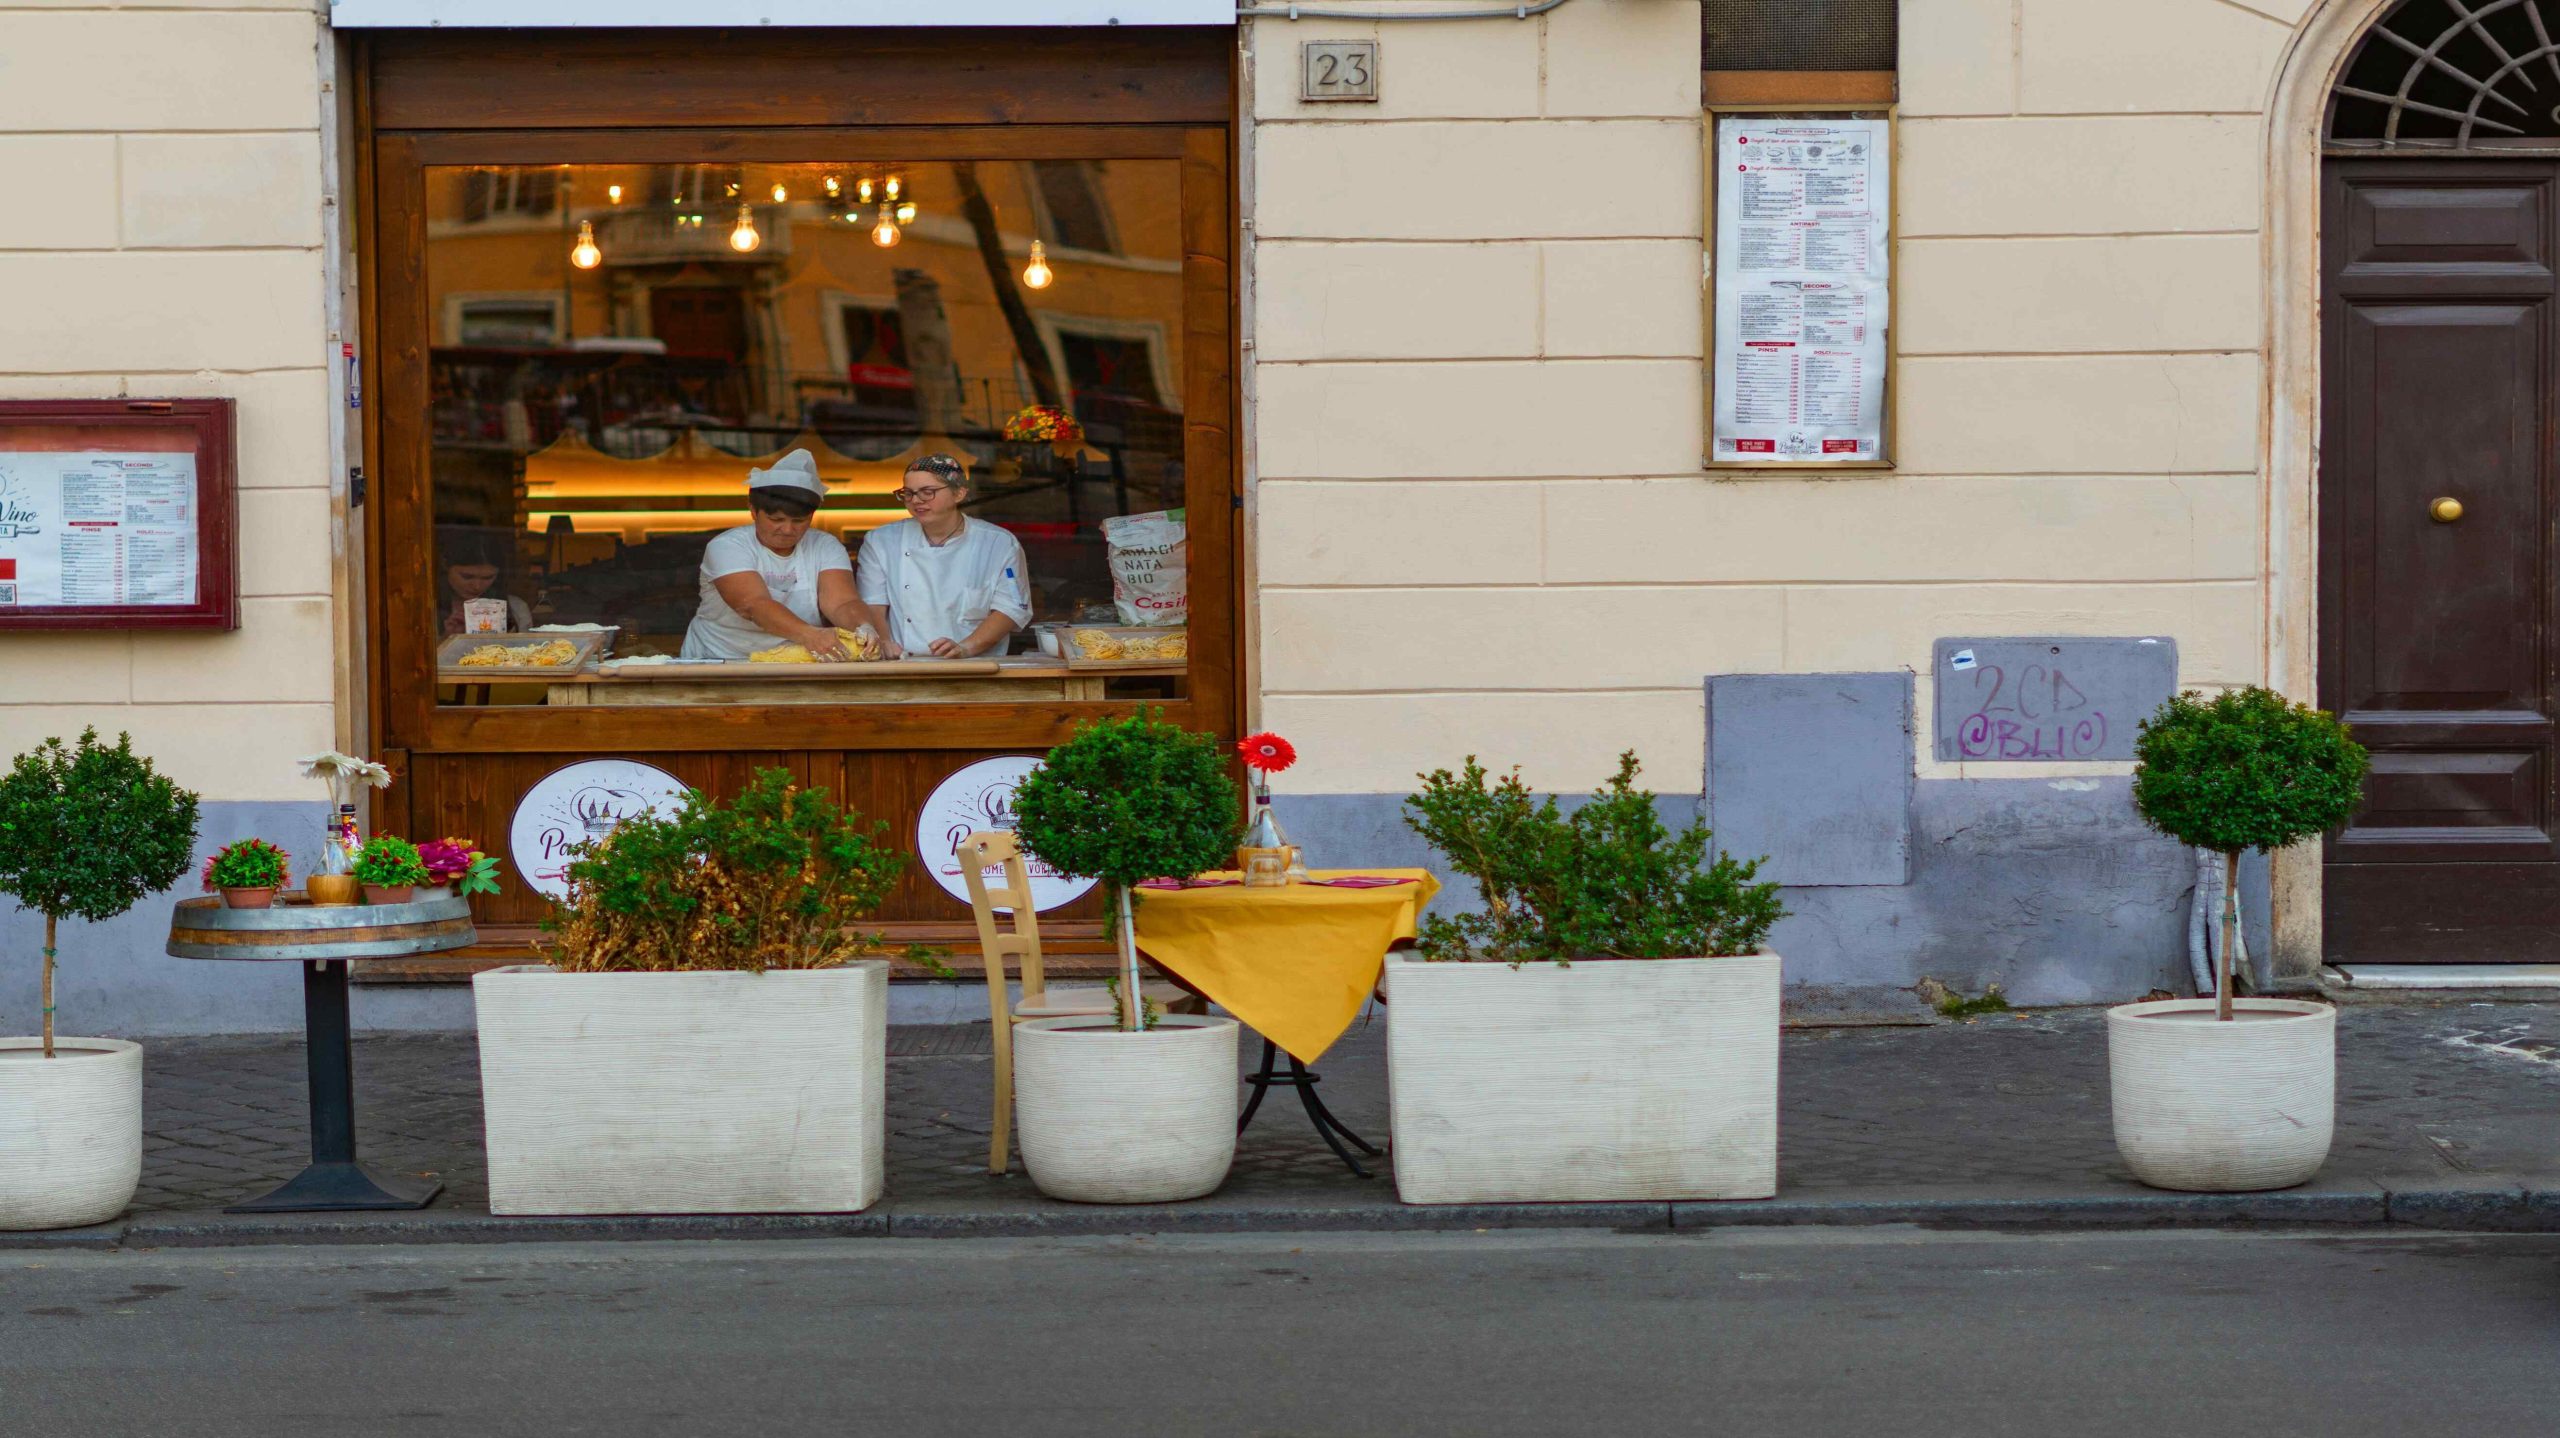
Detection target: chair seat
<box><xmin>1014</xmin><ymin>982</ymin><xmax>1190</xmax><ymax>1020</ymax></box>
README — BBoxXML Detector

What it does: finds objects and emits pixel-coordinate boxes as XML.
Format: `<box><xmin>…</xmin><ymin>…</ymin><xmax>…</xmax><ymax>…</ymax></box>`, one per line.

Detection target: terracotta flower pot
<box><xmin>362</xmin><ymin>884</ymin><xmax>415</xmax><ymax>905</ymax></box>
<box><xmin>305</xmin><ymin>875</ymin><xmax>361</xmax><ymax>907</ymax></box>
<box><xmin>219</xmin><ymin>886</ymin><xmax>278</xmax><ymax>910</ymax></box>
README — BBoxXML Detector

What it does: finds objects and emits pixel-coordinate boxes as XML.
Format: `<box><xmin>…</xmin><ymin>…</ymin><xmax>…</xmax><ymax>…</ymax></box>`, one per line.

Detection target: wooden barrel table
<box><xmin>166</xmin><ymin>892</ymin><xmax>478</xmax><ymax>1213</ymax></box>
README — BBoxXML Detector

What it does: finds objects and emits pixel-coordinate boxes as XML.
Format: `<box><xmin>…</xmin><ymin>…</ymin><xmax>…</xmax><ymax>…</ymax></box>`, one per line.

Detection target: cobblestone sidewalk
<box><xmin>36</xmin><ymin>1002</ymin><xmax>2560</xmax><ymax>1244</ymax></box>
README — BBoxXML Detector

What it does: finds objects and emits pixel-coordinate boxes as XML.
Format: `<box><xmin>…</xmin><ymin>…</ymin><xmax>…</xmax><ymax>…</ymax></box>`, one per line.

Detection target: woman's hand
<box><xmin>796</xmin><ymin>623</ymin><xmax>850</xmax><ymax>662</ymax></box>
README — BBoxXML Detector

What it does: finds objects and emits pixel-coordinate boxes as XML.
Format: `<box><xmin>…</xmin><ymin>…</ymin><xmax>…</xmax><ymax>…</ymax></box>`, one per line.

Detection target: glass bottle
<box><xmin>318</xmin><ymin>804</ymin><xmax>359</xmax><ymax>875</ymax></box>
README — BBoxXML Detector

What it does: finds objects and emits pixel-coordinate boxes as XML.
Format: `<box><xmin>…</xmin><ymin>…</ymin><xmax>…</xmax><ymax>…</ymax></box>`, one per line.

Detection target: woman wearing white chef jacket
<box><xmin>858</xmin><ymin>453</ymin><xmax>1032</xmax><ymax>658</ymax></box>
<box><xmin>679</xmin><ymin>448</ymin><xmax>895</xmax><ymax>661</ymax></box>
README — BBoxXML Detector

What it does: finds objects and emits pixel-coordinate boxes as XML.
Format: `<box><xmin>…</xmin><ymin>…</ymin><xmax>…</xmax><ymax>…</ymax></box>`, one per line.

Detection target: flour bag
<box><xmin>1102</xmin><ymin>509</ymin><xmax>1188</xmax><ymax>627</ymax></box>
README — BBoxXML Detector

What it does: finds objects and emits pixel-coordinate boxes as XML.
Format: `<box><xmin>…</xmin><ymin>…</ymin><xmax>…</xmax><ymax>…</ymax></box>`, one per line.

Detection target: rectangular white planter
<box><xmin>1384</xmin><ymin>953</ymin><xmax>1780</xmax><ymax>1204</ymax></box>
<box><xmin>473</xmin><ymin>962</ymin><xmax>888</xmax><ymax>1215</ymax></box>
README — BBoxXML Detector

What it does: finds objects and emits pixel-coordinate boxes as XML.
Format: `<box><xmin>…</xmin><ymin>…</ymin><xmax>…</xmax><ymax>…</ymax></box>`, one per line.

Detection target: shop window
<box><xmin>417</xmin><ymin>160</ymin><xmax>1194</xmax><ymax>709</ymax></box>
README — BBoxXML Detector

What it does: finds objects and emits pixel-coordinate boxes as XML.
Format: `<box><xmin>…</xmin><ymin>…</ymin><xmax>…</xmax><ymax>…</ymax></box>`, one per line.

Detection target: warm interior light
<box><xmin>884</xmin><ymin>175</ymin><xmax>902</xmax><ymax>201</ymax></box>
<box><xmin>1021</xmin><ymin>239</ymin><xmax>1053</xmax><ymax>290</ymax></box>
<box><xmin>823</xmin><ymin>175</ymin><xmax>842</xmax><ymax>198</ymax></box>
<box><xmin>569</xmin><ymin>220</ymin><xmax>602</xmax><ymax>270</ymax></box>
<box><xmin>871</xmin><ymin>209</ymin><xmax>902</xmax><ymax>248</ymax></box>
<box><xmin>856</xmin><ymin>178</ymin><xmax>875</xmax><ymax>203</ymax></box>
<box><xmin>606</xmin><ymin>183</ymin><xmax>623</xmax><ymax>204</ymax></box>
<box><xmin>729</xmin><ymin>204</ymin><xmax>761</xmax><ymax>253</ymax></box>
<box><xmin>770</xmin><ymin>182</ymin><xmax>789</xmax><ymax>203</ymax></box>
<box><xmin>895</xmin><ymin>200</ymin><xmax>918</xmax><ymax>224</ymax></box>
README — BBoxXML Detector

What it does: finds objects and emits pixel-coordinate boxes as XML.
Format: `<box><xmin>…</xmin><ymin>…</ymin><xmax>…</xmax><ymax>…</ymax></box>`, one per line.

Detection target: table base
<box><xmin>228</xmin><ymin>1161</ymin><xmax>441</xmax><ymax>1213</ymax></box>
<box><xmin>1239</xmin><ymin>1037</ymin><xmax>1380</xmax><ymax>1179</ymax></box>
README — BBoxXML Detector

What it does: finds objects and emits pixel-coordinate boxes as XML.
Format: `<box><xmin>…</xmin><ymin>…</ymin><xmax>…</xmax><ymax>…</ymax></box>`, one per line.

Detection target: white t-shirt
<box><xmin>857</xmin><ymin>517</ymin><xmax>1032</xmax><ymax>655</ymax></box>
<box><xmin>680</xmin><ymin>525</ymin><xmax>854</xmax><ymax>660</ymax></box>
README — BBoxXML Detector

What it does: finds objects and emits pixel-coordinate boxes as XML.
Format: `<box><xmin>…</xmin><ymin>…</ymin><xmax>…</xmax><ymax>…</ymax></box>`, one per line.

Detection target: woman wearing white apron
<box><xmin>679</xmin><ymin>449</ymin><xmax>893</xmax><ymax>661</ymax></box>
<box><xmin>857</xmin><ymin>453</ymin><xmax>1032</xmax><ymax>658</ymax></box>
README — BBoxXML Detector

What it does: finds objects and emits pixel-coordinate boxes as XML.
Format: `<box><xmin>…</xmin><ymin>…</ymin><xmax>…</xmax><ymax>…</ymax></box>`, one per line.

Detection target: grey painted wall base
<box><xmin>1278</xmin><ymin>779</ymin><xmax>2214</xmax><ymax>1010</ymax></box>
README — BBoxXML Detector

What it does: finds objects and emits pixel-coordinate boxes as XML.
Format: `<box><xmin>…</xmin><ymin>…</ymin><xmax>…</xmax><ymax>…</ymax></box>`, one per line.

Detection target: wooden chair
<box><xmin>958</xmin><ymin>830</ymin><xmax>1188</xmax><ymax>1175</ymax></box>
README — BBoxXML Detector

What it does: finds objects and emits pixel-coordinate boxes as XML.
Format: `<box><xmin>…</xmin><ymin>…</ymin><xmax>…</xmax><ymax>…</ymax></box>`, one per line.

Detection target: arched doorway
<box><xmin>2318</xmin><ymin>0</ymin><xmax>2560</xmax><ymax>962</ymax></box>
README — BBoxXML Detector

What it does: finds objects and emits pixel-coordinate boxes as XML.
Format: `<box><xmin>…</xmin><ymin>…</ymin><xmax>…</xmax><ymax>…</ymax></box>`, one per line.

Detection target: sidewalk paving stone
<box><xmin>10</xmin><ymin>1001</ymin><xmax>2555</xmax><ymax>1248</ymax></box>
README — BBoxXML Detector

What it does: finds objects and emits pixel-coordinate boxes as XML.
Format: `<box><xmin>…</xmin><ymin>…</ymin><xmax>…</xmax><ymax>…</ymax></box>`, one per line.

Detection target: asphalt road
<box><xmin>3</xmin><ymin>1228</ymin><xmax>2553</xmax><ymax>1436</ymax></box>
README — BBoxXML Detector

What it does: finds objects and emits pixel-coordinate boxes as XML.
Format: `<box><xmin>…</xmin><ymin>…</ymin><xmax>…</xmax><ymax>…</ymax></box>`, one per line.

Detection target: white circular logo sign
<box><xmin>918</xmin><ymin>756</ymin><xmax>1097</xmax><ymax>913</ymax></box>
<box><xmin>510</xmin><ymin>759</ymin><xmax>692</xmax><ymax>902</ymax></box>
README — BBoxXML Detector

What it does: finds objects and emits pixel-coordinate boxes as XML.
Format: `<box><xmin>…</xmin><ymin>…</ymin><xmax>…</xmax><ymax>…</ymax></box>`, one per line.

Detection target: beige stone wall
<box><xmin>1249</xmin><ymin>0</ymin><xmax>2304</xmax><ymax>796</ymax></box>
<box><xmin>0</xmin><ymin>3</ymin><xmax>337</xmax><ymax>802</ymax></box>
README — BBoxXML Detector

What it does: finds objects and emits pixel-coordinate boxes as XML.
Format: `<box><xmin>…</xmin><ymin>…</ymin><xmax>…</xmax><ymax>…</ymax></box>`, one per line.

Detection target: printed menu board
<box><xmin>1710</xmin><ymin>114</ymin><xmax>1891</xmax><ymax>465</ymax></box>
<box><xmin>0</xmin><ymin>452</ymin><xmax>202</xmax><ymax>608</ymax></box>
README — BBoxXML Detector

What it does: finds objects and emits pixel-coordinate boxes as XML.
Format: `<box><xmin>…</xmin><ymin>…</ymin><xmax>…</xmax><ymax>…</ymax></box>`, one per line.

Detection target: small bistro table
<box><xmin>1133</xmin><ymin>870</ymin><xmax>1440</xmax><ymax>1176</ymax></box>
<box><xmin>166</xmin><ymin>893</ymin><xmax>478</xmax><ymax>1212</ymax></box>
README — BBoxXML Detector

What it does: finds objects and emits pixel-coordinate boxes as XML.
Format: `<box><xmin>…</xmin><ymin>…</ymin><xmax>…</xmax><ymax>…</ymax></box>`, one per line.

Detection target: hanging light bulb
<box><xmin>871</xmin><ymin>206</ymin><xmax>902</xmax><ymax>248</ymax></box>
<box><xmin>895</xmin><ymin>199</ymin><xmax>917</xmax><ymax>224</ymax></box>
<box><xmin>606</xmin><ymin>183</ymin><xmax>624</xmax><ymax>204</ymax></box>
<box><xmin>1021</xmin><ymin>238</ymin><xmax>1054</xmax><ymax>290</ymax></box>
<box><xmin>884</xmin><ymin>175</ymin><xmax>902</xmax><ymax>201</ymax></box>
<box><xmin>823</xmin><ymin>174</ymin><xmax>842</xmax><ymax>198</ymax></box>
<box><xmin>570</xmin><ymin>220</ymin><xmax>602</xmax><ymax>270</ymax></box>
<box><xmin>729</xmin><ymin>203</ymin><xmax>761</xmax><ymax>253</ymax></box>
<box><xmin>770</xmin><ymin>182</ymin><xmax>789</xmax><ymax>203</ymax></box>
<box><xmin>856</xmin><ymin>177</ymin><xmax>875</xmax><ymax>203</ymax></box>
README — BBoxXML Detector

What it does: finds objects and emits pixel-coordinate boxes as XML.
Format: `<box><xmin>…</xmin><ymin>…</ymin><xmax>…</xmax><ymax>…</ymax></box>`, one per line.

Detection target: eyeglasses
<box><xmin>892</xmin><ymin>485</ymin><xmax>949</xmax><ymax>503</ymax></box>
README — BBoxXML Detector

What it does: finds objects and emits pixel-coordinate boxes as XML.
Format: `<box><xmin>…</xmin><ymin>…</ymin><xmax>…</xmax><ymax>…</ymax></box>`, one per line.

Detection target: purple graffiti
<box><xmin>1953</xmin><ymin>663</ymin><xmax>2111</xmax><ymax>760</ymax></box>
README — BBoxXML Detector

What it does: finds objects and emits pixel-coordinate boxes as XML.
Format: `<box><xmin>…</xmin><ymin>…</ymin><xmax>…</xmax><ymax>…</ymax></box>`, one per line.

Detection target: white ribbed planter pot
<box><xmin>2107</xmin><ymin>997</ymin><xmax>2335</xmax><ymax>1193</ymax></box>
<box><xmin>1013</xmin><ymin>1015</ymin><xmax>1238</xmax><ymax>1204</ymax></box>
<box><xmin>0</xmin><ymin>1039</ymin><xmax>143</xmax><ymax>1231</ymax></box>
<box><xmin>1384</xmin><ymin>954</ymin><xmax>1781</xmax><ymax>1204</ymax></box>
<box><xmin>473</xmin><ymin>963</ymin><xmax>888</xmax><ymax>1215</ymax></box>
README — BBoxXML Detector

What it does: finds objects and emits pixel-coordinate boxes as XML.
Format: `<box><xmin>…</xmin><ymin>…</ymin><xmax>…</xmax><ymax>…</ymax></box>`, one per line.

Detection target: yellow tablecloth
<box><xmin>1134</xmin><ymin>868</ymin><xmax>1441</xmax><ymax>1064</ymax></box>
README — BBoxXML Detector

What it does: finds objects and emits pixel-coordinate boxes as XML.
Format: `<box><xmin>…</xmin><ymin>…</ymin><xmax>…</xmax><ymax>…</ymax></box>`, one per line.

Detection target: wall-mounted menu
<box><xmin>1710</xmin><ymin>114</ymin><xmax>1890</xmax><ymax>465</ymax></box>
<box><xmin>0</xmin><ymin>453</ymin><xmax>201</xmax><ymax>608</ymax></box>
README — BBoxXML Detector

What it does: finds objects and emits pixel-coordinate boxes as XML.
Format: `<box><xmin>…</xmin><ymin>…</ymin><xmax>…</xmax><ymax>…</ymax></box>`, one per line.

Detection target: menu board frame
<box><xmin>0</xmin><ymin>398</ymin><xmax>240</xmax><ymax>631</ymax></box>
<box><xmin>1703</xmin><ymin>105</ymin><xmax>1898</xmax><ymax>472</ymax></box>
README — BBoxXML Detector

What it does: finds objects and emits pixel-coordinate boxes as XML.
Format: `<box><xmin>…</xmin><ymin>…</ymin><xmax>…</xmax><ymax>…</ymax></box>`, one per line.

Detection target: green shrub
<box><xmin>0</xmin><ymin>729</ymin><xmax>200</xmax><ymax>1055</ymax></box>
<box><xmin>1012</xmin><ymin>708</ymin><xmax>1240</xmax><ymax>1028</ymax></box>
<box><xmin>205</xmin><ymin>838</ymin><xmax>290</xmax><ymax>891</ymax></box>
<box><xmin>350</xmin><ymin>836</ymin><xmax>431</xmax><ymax>889</ymax></box>
<box><xmin>2133</xmin><ymin>688</ymin><xmax>2368</xmax><ymax>856</ymax></box>
<box><xmin>1403</xmin><ymin>752</ymin><xmax>1784</xmax><ymax>964</ymax></box>
<box><xmin>2135</xmin><ymin>686</ymin><xmax>2367</xmax><ymax>1019</ymax></box>
<box><xmin>546</xmin><ymin>767</ymin><xmax>904</xmax><ymax>973</ymax></box>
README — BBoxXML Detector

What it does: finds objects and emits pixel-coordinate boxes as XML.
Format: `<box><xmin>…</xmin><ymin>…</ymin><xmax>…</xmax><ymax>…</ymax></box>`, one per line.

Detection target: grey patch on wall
<box><xmin>1279</xmin><ymin>778</ymin><xmax>2199</xmax><ymax>1009</ymax></box>
<box><xmin>1705</xmin><ymin>671</ymin><xmax>1912</xmax><ymax>887</ymax></box>
<box><xmin>1930</xmin><ymin>636</ymin><xmax>2177</xmax><ymax>764</ymax></box>
<box><xmin>0</xmin><ymin>800</ymin><xmax>474</xmax><ymax>1037</ymax></box>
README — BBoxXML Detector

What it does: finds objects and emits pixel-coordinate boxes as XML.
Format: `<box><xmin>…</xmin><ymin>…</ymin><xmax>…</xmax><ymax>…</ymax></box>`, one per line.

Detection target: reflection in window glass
<box><xmin>422</xmin><ymin>160</ymin><xmax>1190</xmax><ymax>708</ymax></box>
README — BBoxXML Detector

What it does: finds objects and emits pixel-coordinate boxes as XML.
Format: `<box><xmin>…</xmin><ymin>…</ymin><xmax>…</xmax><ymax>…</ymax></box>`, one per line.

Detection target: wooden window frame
<box><xmin>369</xmin><ymin>124</ymin><xmax>1236</xmax><ymax>757</ymax></box>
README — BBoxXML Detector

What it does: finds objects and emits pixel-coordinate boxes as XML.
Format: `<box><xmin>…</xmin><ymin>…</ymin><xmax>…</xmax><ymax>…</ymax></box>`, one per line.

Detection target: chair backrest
<box><xmin>956</xmin><ymin>830</ymin><xmax>1052</xmax><ymax>1009</ymax></box>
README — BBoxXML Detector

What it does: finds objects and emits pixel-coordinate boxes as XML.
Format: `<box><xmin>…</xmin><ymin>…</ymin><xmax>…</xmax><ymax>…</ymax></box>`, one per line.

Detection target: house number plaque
<box><xmin>1301</xmin><ymin>40</ymin><xmax>1378</xmax><ymax>102</ymax></box>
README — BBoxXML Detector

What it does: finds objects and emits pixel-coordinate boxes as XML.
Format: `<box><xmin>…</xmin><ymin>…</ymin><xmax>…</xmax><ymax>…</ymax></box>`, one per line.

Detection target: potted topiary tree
<box><xmin>0</xmin><ymin>729</ymin><xmax>199</xmax><ymax>1230</ymax></box>
<box><xmin>2118</xmin><ymin>686</ymin><xmax>2369</xmax><ymax>1192</ymax></box>
<box><xmin>472</xmin><ymin>768</ymin><xmax>904</xmax><ymax>1214</ymax></box>
<box><xmin>1387</xmin><ymin>752</ymin><xmax>1785</xmax><ymax>1204</ymax></box>
<box><xmin>1009</xmin><ymin>708</ymin><xmax>1244</xmax><ymax>1203</ymax></box>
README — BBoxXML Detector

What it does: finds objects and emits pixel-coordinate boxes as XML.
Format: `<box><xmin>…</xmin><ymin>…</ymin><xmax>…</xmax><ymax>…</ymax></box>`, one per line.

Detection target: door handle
<box><xmin>2430</xmin><ymin>496</ymin><xmax>2464</xmax><ymax>523</ymax></box>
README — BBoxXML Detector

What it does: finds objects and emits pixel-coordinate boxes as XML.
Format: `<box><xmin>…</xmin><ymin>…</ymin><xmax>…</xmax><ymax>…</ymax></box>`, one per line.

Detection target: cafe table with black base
<box><xmin>166</xmin><ymin>893</ymin><xmax>478</xmax><ymax>1211</ymax></box>
<box><xmin>1132</xmin><ymin>870</ymin><xmax>1440</xmax><ymax>1177</ymax></box>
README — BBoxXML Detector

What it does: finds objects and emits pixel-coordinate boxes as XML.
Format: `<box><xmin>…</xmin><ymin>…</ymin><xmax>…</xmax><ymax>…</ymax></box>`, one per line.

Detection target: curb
<box><xmin>7</xmin><ymin>1183</ymin><xmax>2557</xmax><ymax>1251</ymax></box>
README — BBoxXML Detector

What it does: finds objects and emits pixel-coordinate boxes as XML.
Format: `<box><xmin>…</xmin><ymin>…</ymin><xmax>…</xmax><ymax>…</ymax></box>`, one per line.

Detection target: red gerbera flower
<box><xmin>1238</xmin><ymin>732</ymin><xmax>1296</xmax><ymax>774</ymax></box>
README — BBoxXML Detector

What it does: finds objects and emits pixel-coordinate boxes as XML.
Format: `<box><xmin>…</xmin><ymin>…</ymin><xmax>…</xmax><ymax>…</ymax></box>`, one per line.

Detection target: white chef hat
<box><xmin>747</xmin><ymin>448</ymin><xmax>826</xmax><ymax>500</ymax></box>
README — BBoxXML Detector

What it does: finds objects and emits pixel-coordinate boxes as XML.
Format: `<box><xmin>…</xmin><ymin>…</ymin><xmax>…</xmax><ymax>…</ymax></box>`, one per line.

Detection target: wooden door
<box><xmin>649</xmin><ymin>287</ymin><xmax>748</xmax><ymax>361</ymax></box>
<box><xmin>2320</xmin><ymin>160</ymin><xmax>2560</xmax><ymax>961</ymax></box>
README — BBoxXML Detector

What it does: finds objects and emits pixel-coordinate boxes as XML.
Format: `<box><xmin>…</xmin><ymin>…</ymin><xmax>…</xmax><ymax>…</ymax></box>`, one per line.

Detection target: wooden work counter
<box><xmin>435</xmin><ymin>654</ymin><xmax>1184</xmax><ymax>706</ymax></box>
